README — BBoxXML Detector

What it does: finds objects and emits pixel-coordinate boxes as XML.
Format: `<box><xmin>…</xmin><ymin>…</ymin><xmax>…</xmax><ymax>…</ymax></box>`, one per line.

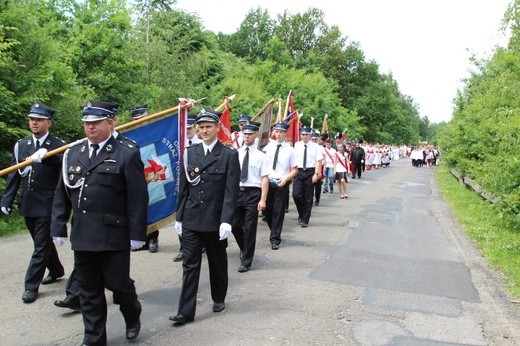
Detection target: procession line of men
<box><xmin>1</xmin><ymin>103</ymin><xmax>329</xmax><ymax>344</ymax></box>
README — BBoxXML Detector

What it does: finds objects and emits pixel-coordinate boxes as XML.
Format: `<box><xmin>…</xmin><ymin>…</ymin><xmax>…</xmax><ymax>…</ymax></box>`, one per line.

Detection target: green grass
<box><xmin>0</xmin><ymin>211</ymin><xmax>27</xmax><ymax>237</ymax></box>
<box><xmin>436</xmin><ymin>163</ymin><xmax>520</xmax><ymax>298</ymax></box>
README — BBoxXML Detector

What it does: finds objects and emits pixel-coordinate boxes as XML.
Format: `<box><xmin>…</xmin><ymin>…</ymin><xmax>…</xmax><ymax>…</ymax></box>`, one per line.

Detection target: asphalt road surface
<box><xmin>1</xmin><ymin>158</ymin><xmax>519</xmax><ymax>345</ymax></box>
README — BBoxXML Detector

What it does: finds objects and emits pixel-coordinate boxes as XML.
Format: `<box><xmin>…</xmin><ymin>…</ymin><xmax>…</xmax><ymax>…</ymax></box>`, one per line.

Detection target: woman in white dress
<box><xmin>334</xmin><ymin>145</ymin><xmax>351</xmax><ymax>199</ymax></box>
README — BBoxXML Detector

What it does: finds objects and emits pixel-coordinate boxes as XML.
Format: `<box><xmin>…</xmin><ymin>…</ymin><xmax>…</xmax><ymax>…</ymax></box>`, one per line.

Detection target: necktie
<box><xmin>303</xmin><ymin>144</ymin><xmax>307</xmax><ymax>169</ymax></box>
<box><xmin>90</xmin><ymin>144</ymin><xmax>99</xmax><ymax>163</ymax></box>
<box><xmin>240</xmin><ymin>147</ymin><xmax>249</xmax><ymax>183</ymax></box>
<box><xmin>273</xmin><ymin>144</ymin><xmax>281</xmax><ymax>170</ymax></box>
<box><xmin>35</xmin><ymin>140</ymin><xmax>40</xmax><ymax>150</ymax></box>
<box><xmin>188</xmin><ymin>139</ymin><xmax>192</xmax><ymax>146</ymax></box>
<box><xmin>206</xmin><ymin>148</ymin><xmax>210</xmax><ymax>157</ymax></box>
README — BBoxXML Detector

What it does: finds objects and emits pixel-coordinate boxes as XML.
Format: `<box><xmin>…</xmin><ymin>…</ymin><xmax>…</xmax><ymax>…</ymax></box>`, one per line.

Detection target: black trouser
<box><xmin>24</xmin><ymin>217</ymin><xmax>64</xmax><ymax>292</ymax></box>
<box><xmin>352</xmin><ymin>162</ymin><xmax>363</xmax><ymax>178</ymax></box>
<box><xmin>292</xmin><ymin>169</ymin><xmax>314</xmax><ymax>224</ymax></box>
<box><xmin>265</xmin><ymin>182</ymin><xmax>289</xmax><ymax>245</ymax></box>
<box><xmin>177</xmin><ymin>229</ymin><xmax>228</xmax><ymax>318</ymax></box>
<box><xmin>314</xmin><ymin>180</ymin><xmax>322</xmax><ymax>203</ymax></box>
<box><xmin>232</xmin><ymin>187</ymin><xmax>261</xmax><ymax>268</ymax></box>
<box><xmin>75</xmin><ymin>250</ymin><xmax>141</xmax><ymax>346</ymax></box>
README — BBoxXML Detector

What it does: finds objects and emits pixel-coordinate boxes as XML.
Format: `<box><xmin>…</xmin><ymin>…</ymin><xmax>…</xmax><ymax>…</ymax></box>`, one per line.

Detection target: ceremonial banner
<box><xmin>255</xmin><ymin>102</ymin><xmax>274</xmax><ymax>148</ymax></box>
<box><xmin>125</xmin><ymin>114</ymin><xmax>180</xmax><ymax>231</ymax></box>
<box><xmin>218</xmin><ymin>104</ymin><xmax>233</xmax><ymax>145</ymax></box>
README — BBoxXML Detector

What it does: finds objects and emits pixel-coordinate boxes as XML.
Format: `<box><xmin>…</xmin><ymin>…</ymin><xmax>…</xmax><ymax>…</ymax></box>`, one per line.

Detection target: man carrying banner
<box><xmin>51</xmin><ymin>100</ymin><xmax>148</xmax><ymax>344</ymax></box>
<box><xmin>292</xmin><ymin>126</ymin><xmax>322</xmax><ymax>228</ymax></box>
<box><xmin>171</xmin><ymin>109</ymin><xmax>240</xmax><ymax>324</ymax></box>
<box><xmin>231</xmin><ymin>122</ymin><xmax>269</xmax><ymax>273</ymax></box>
<box><xmin>1</xmin><ymin>103</ymin><xmax>65</xmax><ymax>303</ymax></box>
<box><xmin>173</xmin><ymin>116</ymin><xmax>201</xmax><ymax>263</ymax></box>
<box><xmin>127</xmin><ymin>105</ymin><xmax>160</xmax><ymax>253</ymax></box>
<box><xmin>311</xmin><ymin>131</ymin><xmax>325</xmax><ymax>206</ymax></box>
<box><xmin>263</xmin><ymin>121</ymin><xmax>297</xmax><ymax>250</ymax></box>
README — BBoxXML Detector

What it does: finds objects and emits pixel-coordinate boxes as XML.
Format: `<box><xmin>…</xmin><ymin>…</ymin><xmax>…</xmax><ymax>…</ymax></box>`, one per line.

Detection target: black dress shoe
<box><xmin>173</xmin><ymin>252</ymin><xmax>183</xmax><ymax>262</ymax></box>
<box><xmin>212</xmin><ymin>302</ymin><xmax>225</xmax><ymax>313</ymax></box>
<box><xmin>169</xmin><ymin>314</ymin><xmax>194</xmax><ymax>324</ymax></box>
<box><xmin>22</xmin><ymin>290</ymin><xmax>37</xmax><ymax>303</ymax></box>
<box><xmin>42</xmin><ymin>274</ymin><xmax>62</xmax><ymax>285</ymax></box>
<box><xmin>238</xmin><ymin>265</ymin><xmax>249</xmax><ymax>273</ymax></box>
<box><xmin>315</xmin><ymin>201</ymin><xmax>320</xmax><ymax>206</ymax></box>
<box><xmin>148</xmin><ymin>238</ymin><xmax>159</xmax><ymax>253</ymax></box>
<box><xmin>54</xmin><ymin>297</ymin><xmax>81</xmax><ymax>310</ymax></box>
<box><xmin>126</xmin><ymin>319</ymin><xmax>141</xmax><ymax>341</ymax></box>
<box><xmin>301</xmin><ymin>223</ymin><xmax>308</xmax><ymax>228</ymax></box>
<box><xmin>271</xmin><ymin>244</ymin><xmax>280</xmax><ymax>250</ymax></box>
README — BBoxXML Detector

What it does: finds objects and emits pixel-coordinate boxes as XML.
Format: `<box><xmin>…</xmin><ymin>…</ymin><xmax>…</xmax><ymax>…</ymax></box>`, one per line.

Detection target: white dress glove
<box><xmin>30</xmin><ymin>148</ymin><xmax>48</xmax><ymax>163</ymax></box>
<box><xmin>175</xmin><ymin>221</ymin><xmax>183</xmax><ymax>236</ymax></box>
<box><xmin>1</xmin><ymin>206</ymin><xmax>11</xmax><ymax>215</ymax></box>
<box><xmin>130</xmin><ymin>240</ymin><xmax>146</xmax><ymax>250</ymax></box>
<box><xmin>52</xmin><ymin>237</ymin><xmax>67</xmax><ymax>245</ymax></box>
<box><xmin>219</xmin><ymin>222</ymin><xmax>232</xmax><ymax>240</ymax></box>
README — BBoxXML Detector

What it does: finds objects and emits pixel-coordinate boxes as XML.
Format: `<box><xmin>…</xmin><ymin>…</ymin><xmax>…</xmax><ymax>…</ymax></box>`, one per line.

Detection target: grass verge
<box><xmin>436</xmin><ymin>163</ymin><xmax>520</xmax><ymax>298</ymax></box>
<box><xmin>0</xmin><ymin>211</ymin><xmax>27</xmax><ymax>237</ymax></box>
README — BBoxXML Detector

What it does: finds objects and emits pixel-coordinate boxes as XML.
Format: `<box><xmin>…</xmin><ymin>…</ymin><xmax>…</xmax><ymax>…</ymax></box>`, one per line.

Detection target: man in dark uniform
<box><xmin>292</xmin><ymin>126</ymin><xmax>322</xmax><ymax>228</ymax></box>
<box><xmin>1</xmin><ymin>103</ymin><xmax>65</xmax><ymax>303</ymax></box>
<box><xmin>53</xmin><ymin>104</ymin><xmax>144</xmax><ymax>311</ymax></box>
<box><xmin>351</xmin><ymin>139</ymin><xmax>366</xmax><ymax>179</ymax></box>
<box><xmin>231</xmin><ymin>122</ymin><xmax>269</xmax><ymax>273</ymax></box>
<box><xmin>170</xmin><ymin>108</ymin><xmax>240</xmax><ymax>325</ymax></box>
<box><xmin>51</xmin><ymin>100</ymin><xmax>148</xmax><ymax>344</ymax></box>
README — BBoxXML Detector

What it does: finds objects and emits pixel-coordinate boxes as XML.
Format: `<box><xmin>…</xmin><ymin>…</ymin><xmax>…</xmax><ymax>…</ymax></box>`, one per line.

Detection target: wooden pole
<box><xmin>214</xmin><ymin>94</ymin><xmax>235</xmax><ymax>112</ymax></box>
<box><xmin>0</xmin><ymin>103</ymin><xmax>192</xmax><ymax>177</ymax></box>
<box><xmin>252</xmin><ymin>99</ymin><xmax>275</xmax><ymax>121</ymax></box>
<box><xmin>283</xmin><ymin>90</ymin><xmax>291</xmax><ymax>120</ymax></box>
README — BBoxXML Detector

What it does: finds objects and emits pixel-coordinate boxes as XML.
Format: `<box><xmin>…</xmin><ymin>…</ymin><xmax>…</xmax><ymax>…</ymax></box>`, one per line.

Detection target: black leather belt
<box><xmin>239</xmin><ymin>186</ymin><xmax>261</xmax><ymax>191</ymax></box>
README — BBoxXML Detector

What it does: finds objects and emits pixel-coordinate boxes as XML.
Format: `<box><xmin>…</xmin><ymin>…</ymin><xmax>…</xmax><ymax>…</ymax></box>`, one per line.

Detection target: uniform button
<box><xmin>83</xmin><ymin>197</ymin><xmax>87</xmax><ymax>201</ymax></box>
<box><xmin>117</xmin><ymin>221</ymin><xmax>120</xmax><ymax>224</ymax></box>
<box><xmin>84</xmin><ymin>184</ymin><xmax>88</xmax><ymax>187</ymax></box>
<box><xmin>82</xmin><ymin>210</ymin><xmax>86</xmax><ymax>214</ymax></box>
<box><xmin>87</xmin><ymin>172</ymin><xmax>90</xmax><ymax>175</ymax></box>
<box><xmin>203</xmin><ymin>171</ymin><xmax>206</xmax><ymax>173</ymax></box>
<box><xmin>201</xmin><ymin>201</ymin><xmax>203</xmax><ymax>204</ymax></box>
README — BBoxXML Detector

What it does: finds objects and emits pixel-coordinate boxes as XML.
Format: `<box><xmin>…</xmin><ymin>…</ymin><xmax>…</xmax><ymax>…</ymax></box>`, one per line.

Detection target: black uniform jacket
<box><xmin>177</xmin><ymin>140</ymin><xmax>240</xmax><ymax>232</ymax></box>
<box><xmin>1</xmin><ymin>133</ymin><xmax>65</xmax><ymax>217</ymax></box>
<box><xmin>51</xmin><ymin>136</ymin><xmax>148</xmax><ymax>251</ymax></box>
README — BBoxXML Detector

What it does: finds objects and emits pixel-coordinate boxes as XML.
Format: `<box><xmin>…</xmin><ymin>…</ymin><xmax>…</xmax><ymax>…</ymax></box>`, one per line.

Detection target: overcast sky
<box><xmin>175</xmin><ymin>0</ymin><xmax>511</xmax><ymax>123</ymax></box>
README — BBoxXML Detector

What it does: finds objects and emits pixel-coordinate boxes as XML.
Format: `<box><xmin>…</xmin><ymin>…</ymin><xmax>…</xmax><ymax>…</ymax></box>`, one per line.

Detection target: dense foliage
<box><xmin>0</xmin><ymin>1</ymin><xmax>433</xmax><ymax>170</ymax></box>
<box><xmin>439</xmin><ymin>0</ymin><xmax>520</xmax><ymax>225</ymax></box>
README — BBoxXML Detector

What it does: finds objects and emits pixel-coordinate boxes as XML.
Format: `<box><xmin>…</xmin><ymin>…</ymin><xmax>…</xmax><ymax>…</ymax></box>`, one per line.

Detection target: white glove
<box><xmin>130</xmin><ymin>240</ymin><xmax>146</xmax><ymax>250</ymax></box>
<box><xmin>1</xmin><ymin>206</ymin><xmax>11</xmax><ymax>215</ymax></box>
<box><xmin>30</xmin><ymin>148</ymin><xmax>48</xmax><ymax>163</ymax></box>
<box><xmin>52</xmin><ymin>237</ymin><xmax>67</xmax><ymax>246</ymax></box>
<box><xmin>175</xmin><ymin>221</ymin><xmax>183</xmax><ymax>236</ymax></box>
<box><xmin>219</xmin><ymin>222</ymin><xmax>232</xmax><ymax>240</ymax></box>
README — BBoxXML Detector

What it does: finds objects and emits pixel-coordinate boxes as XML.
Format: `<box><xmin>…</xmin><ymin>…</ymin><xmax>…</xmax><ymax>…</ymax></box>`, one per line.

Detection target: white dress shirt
<box><xmin>263</xmin><ymin>141</ymin><xmax>295</xmax><ymax>179</ymax></box>
<box><xmin>238</xmin><ymin>145</ymin><xmax>269</xmax><ymax>188</ymax></box>
<box><xmin>293</xmin><ymin>140</ymin><xmax>321</xmax><ymax>169</ymax></box>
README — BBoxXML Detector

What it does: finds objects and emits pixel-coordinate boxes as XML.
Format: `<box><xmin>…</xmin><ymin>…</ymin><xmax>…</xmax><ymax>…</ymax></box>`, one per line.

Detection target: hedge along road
<box><xmin>1</xmin><ymin>158</ymin><xmax>519</xmax><ymax>345</ymax></box>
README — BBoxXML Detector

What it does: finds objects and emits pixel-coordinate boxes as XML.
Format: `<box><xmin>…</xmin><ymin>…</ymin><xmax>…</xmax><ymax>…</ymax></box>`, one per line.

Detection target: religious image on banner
<box><xmin>124</xmin><ymin>114</ymin><xmax>179</xmax><ymax>231</ymax></box>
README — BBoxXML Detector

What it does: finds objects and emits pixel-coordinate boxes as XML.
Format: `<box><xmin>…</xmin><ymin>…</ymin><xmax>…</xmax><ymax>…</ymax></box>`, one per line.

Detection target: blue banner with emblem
<box><xmin>124</xmin><ymin>114</ymin><xmax>179</xmax><ymax>230</ymax></box>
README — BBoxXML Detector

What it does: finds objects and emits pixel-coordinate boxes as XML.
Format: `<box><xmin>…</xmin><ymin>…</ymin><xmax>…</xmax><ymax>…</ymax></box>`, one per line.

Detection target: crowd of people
<box><xmin>1</xmin><ymin>103</ymin><xmax>416</xmax><ymax>345</ymax></box>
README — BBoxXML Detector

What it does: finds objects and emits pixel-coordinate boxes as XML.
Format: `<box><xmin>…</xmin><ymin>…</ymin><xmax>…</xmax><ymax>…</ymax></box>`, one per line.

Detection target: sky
<box><xmin>175</xmin><ymin>0</ymin><xmax>512</xmax><ymax>123</ymax></box>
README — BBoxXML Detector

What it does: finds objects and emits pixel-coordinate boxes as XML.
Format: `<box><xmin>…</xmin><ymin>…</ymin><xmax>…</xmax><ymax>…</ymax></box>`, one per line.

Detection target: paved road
<box><xmin>1</xmin><ymin>158</ymin><xmax>519</xmax><ymax>345</ymax></box>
